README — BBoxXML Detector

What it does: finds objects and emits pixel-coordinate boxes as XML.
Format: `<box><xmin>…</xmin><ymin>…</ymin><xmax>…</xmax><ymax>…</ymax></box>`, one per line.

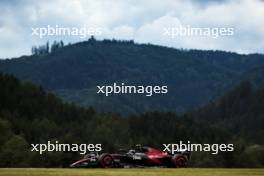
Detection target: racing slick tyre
<box><xmin>99</xmin><ymin>153</ymin><xmax>114</xmax><ymax>168</ymax></box>
<box><xmin>171</xmin><ymin>154</ymin><xmax>188</xmax><ymax>168</ymax></box>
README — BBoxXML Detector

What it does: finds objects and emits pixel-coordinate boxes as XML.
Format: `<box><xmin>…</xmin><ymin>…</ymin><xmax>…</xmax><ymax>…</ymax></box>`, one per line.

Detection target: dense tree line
<box><xmin>31</xmin><ymin>41</ymin><xmax>64</xmax><ymax>55</ymax></box>
<box><xmin>0</xmin><ymin>73</ymin><xmax>263</xmax><ymax>167</ymax></box>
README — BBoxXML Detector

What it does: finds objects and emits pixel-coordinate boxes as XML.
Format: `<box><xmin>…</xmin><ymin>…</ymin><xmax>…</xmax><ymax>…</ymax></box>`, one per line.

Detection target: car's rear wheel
<box><xmin>99</xmin><ymin>153</ymin><xmax>114</xmax><ymax>168</ymax></box>
<box><xmin>172</xmin><ymin>154</ymin><xmax>188</xmax><ymax>168</ymax></box>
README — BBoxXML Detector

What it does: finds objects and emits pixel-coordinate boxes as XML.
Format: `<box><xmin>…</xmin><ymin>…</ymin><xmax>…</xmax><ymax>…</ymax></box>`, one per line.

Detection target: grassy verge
<box><xmin>0</xmin><ymin>168</ymin><xmax>264</xmax><ymax>176</ymax></box>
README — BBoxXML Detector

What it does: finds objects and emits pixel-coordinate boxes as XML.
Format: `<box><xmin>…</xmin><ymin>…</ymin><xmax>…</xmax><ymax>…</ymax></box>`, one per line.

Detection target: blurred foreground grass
<box><xmin>0</xmin><ymin>168</ymin><xmax>263</xmax><ymax>176</ymax></box>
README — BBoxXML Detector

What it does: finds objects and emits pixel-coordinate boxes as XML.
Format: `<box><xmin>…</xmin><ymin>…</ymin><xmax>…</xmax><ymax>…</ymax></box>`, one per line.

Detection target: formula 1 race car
<box><xmin>70</xmin><ymin>145</ymin><xmax>190</xmax><ymax>168</ymax></box>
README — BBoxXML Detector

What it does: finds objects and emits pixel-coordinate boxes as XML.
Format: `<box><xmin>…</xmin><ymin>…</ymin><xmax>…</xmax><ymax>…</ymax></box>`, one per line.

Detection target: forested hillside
<box><xmin>0</xmin><ymin>39</ymin><xmax>264</xmax><ymax>114</ymax></box>
<box><xmin>190</xmin><ymin>81</ymin><xmax>264</xmax><ymax>144</ymax></box>
<box><xmin>0</xmin><ymin>73</ymin><xmax>263</xmax><ymax>167</ymax></box>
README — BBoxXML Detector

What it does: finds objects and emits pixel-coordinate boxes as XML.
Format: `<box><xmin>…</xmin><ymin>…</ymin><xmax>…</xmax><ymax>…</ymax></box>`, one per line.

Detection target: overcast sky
<box><xmin>0</xmin><ymin>0</ymin><xmax>263</xmax><ymax>58</ymax></box>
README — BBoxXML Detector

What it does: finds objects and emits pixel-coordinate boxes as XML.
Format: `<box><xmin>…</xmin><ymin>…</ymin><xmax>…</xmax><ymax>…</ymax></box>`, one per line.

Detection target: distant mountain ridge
<box><xmin>0</xmin><ymin>39</ymin><xmax>264</xmax><ymax>114</ymax></box>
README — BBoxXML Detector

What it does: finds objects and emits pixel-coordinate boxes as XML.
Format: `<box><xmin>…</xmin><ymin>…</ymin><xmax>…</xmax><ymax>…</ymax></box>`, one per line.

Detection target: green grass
<box><xmin>0</xmin><ymin>168</ymin><xmax>263</xmax><ymax>176</ymax></box>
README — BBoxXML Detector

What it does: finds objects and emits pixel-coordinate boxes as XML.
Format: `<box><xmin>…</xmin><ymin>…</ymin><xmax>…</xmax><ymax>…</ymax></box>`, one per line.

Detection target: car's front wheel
<box><xmin>171</xmin><ymin>154</ymin><xmax>188</xmax><ymax>168</ymax></box>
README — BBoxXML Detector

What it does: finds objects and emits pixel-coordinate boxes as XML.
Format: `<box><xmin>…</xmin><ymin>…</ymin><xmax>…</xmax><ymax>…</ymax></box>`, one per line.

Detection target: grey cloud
<box><xmin>0</xmin><ymin>0</ymin><xmax>263</xmax><ymax>58</ymax></box>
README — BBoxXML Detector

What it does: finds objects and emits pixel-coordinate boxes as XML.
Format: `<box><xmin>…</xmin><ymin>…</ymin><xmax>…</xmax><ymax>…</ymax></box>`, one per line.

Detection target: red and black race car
<box><xmin>70</xmin><ymin>145</ymin><xmax>190</xmax><ymax>168</ymax></box>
